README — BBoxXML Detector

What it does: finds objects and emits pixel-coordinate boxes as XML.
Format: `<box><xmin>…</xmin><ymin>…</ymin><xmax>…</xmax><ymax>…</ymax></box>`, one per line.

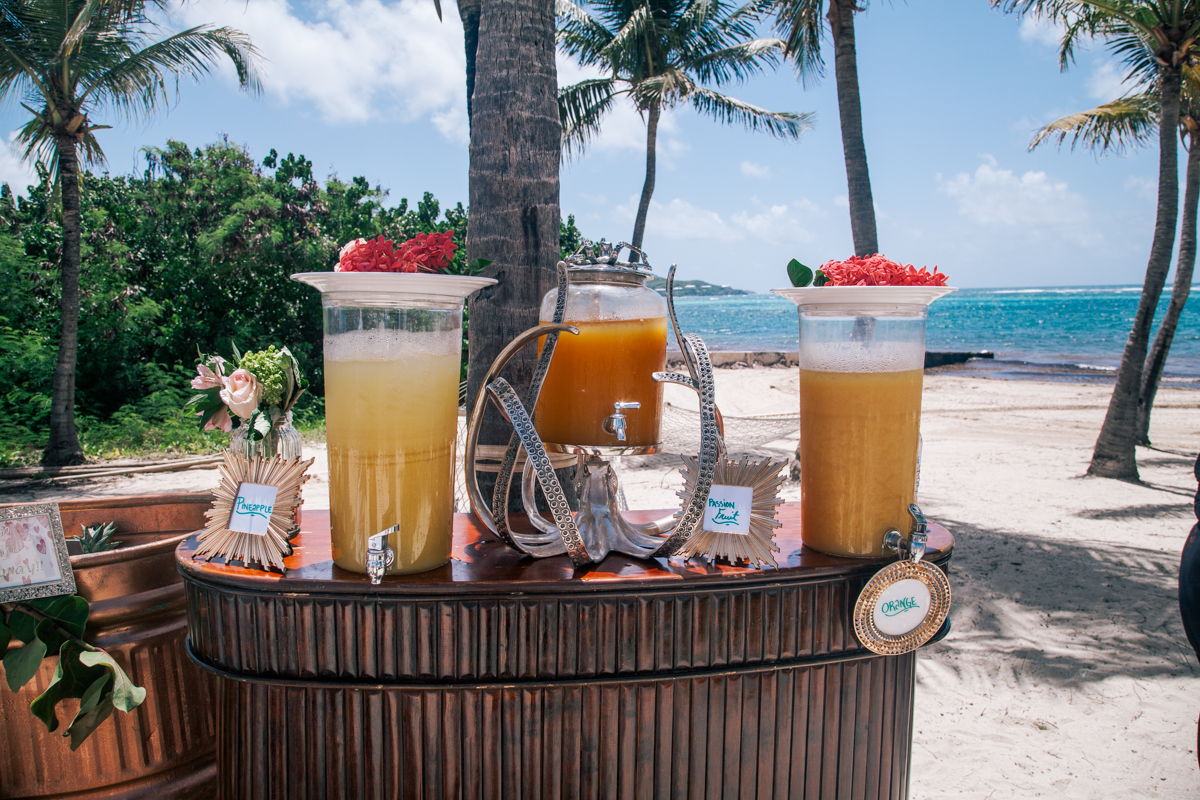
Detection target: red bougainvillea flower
<box><xmin>336</xmin><ymin>231</ymin><xmax>459</xmax><ymax>273</ymax></box>
<box><xmin>819</xmin><ymin>254</ymin><xmax>948</xmax><ymax>287</ymax></box>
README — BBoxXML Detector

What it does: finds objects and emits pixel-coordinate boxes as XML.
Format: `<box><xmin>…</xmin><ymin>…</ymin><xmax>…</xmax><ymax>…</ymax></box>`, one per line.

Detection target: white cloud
<box><xmin>0</xmin><ymin>132</ymin><xmax>37</xmax><ymax>195</ymax></box>
<box><xmin>1019</xmin><ymin>16</ymin><xmax>1065</xmax><ymax>47</ymax></box>
<box><xmin>615</xmin><ymin>195</ymin><xmax>819</xmax><ymax>243</ymax></box>
<box><xmin>741</xmin><ymin>161</ymin><xmax>771</xmax><ymax>179</ymax></box>
<box><xmin>1124</xmin><ymin>175</ymin><xmax>1156</xmax><ymax>202</ymax></box>
<box><xmin>175</xmin><ymin>0</ymin><xmax>468</xmax><ymax>140</ymax></box>
<box><xmin>1088</xmin><ymin>61</ymin><xmax>1127</xmax><ymax>101</ymax></box>
<box><xmin>937</xmin><ymin>156</ymin><xmax>1092</xmax><ymax>241</ymax></box>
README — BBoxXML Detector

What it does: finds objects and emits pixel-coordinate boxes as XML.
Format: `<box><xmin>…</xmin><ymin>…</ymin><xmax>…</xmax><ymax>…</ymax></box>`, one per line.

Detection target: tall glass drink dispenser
<box><xmin>293</xmin><ymin>272</ymin><xmax>495</xmax><ymax>574</ymax></box>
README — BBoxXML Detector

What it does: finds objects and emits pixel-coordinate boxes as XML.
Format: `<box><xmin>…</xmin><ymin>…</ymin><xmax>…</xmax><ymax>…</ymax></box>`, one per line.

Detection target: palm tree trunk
<box><xmin>43</xmin><ymin>137</ymin><xmax>85</xmax><ymax>466</ymax></box>
<box><xmin>827</xmin><ymin>0</ymin><xmax>878</xmax><ymax>257</ymax></box>
<box><xmin>631</xmin><ymin>103</ymin><xmax>660</xmax><ymax>252</ymax></box>
<box><xmin>1089</xmin><ymin>65</ymin><xmax>1183</xmax><ymax>479</ymax></box>
<box><xmin>1136</xmin><ymin>126</ymin><xmax>1200</xmax><ymax>445</ymax></box>
<box><xmin>457</xmin><ymin>0</ymin><xmax>481</xmax><ymax>129</ymax></box>
<box><xmin>465</xmin><ymin>0</ymin><xmax>564</xmax><ymax>504</ymax></box>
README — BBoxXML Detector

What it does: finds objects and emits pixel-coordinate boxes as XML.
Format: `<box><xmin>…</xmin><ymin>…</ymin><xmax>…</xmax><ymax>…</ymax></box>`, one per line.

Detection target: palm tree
<box><xmin>0</xmin><ymin>0</ymin><xmax>260</xmax><ymax>465</ymax></box>
<box><xmin>770</xmin><ymin>0</ymin><xmax>877</xmax><ymax>256</ymax></box>
<box><xmin>1030</xmin><ymin>80</ymin><xmax>1200</xmax><ymax>447</ymax></box>
<box><xmin>557</xmin><ymin>0</ymin><xmax>813</xmax><ymax>251</ymax></box>
<box><xmin>463</xmin><ymin>0</ymin><xmax>567</xmax><ymax>507</ymax></box>
<box><xmin>1000</xmin><ymin>0</ymin><xmax>1200</xmax><ymax>480</ymax></box>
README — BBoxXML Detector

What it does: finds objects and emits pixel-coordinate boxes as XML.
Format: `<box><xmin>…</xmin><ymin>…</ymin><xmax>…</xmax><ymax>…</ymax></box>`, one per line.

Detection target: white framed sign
<box><xmin>228</xmin><ymin>483</ymin><xmax>279</xmax><ymax>535</ymax></box>
<box><xmin>0</xmin><ymin>502</ymin><xmax>76</xmax><ymax>603</ymax></box>
<box><xmin>853</xmin><ymin>560</ymin><xmax>951</xmax><ymax>655</ymax></box>
<box><xmin>702</xmin><ymin>484</ymin><xmax>753</xmax><ymax>535</ymax></box>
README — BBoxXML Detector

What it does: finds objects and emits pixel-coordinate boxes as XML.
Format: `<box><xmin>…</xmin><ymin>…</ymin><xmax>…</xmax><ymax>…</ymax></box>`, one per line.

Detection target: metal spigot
<box><xmin>367</xmin><ymin>525</ymin><xmax>397</xmax><ymax>585</ymax></box>
<box><xmin>602</xmin><ymin>401</ymin><xmax>641</xmax><ymax>442</ymax></box>
<box><xmin>883</xmin><ymin>503</ymin><xmax>929</xmax><ymax>563</ymax></box>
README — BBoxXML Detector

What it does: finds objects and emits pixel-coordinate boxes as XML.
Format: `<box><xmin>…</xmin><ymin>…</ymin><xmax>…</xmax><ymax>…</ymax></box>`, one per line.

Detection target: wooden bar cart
<box><xmin>177</xmin><ymin>502</ymin><xmax>951</xmax><ymax>800</ymax></box>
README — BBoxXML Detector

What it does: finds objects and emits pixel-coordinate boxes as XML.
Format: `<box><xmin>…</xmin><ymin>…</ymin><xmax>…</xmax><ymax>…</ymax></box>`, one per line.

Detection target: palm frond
<box><xmin>770</xmin><ymin>0</ymin><xmax>825</xmax><ymax>85</ymax></box>
<box><xmin>689</xmin><ymin>86</ymin><xmax>813</xmax><ymax>138</ymax></box>
<box><xmin>558</xmin><ymin>77</ymin><xmax>619</xmax><ymax>159</ymax></box>
<box><xmin>1029</xmin><ymin>93</ymin><xmax>1158</xmax><ymax>153</ymax></box>
<box><xmin>81</xmin><ymin>25</ymin><xmax>262</xmax><ymax>119</ymax></box>
<box><xmin>634</xmin><ymin>68</ymin><xmax>696</xmax><ymax>107</ymax></box>
<box><xmin>557</xmin><ymin>0</ymin><xmax>616</xmax><ymax>65</ymax></box>
<box><xmin>688</xmin><ymin>37</ymin><xmax>785</xmax><ymax>84</ymax></box>
<box><xmin>601</xmin><ymin>3</ymin><xmax>655</xmax><ymax>71</ymax></box>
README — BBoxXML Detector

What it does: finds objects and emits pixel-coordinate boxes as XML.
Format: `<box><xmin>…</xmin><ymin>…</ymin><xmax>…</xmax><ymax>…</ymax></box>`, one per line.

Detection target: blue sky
<box><xmin>0</xmin><ymin>0</ymin><xmax>1170</xmax><ymax>292</ymax></box>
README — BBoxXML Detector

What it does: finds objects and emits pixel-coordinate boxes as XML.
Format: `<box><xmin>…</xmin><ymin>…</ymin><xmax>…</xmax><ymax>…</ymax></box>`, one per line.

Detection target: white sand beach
<box><xmin>5</xmin><ymin>368</ymin><xmax>1199</xmax><ymax>797</ymax></box>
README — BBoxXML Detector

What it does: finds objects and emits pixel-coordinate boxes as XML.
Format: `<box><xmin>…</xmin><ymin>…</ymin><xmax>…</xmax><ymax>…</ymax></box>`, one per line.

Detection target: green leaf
<box><xmin>29</xmin><ymin>641</ymin><xmax>108</xmax><ymax>733</ymax></box>
<box><xmin>3</xmin><ymin>637</ymin><xmax>48</xmax><ymax>692</ymax></box>
<box><xmin>38</xmin><ymin>596</ymin><xmax>88</xmax><ymax>638</ymax></box>
<box><xmin>787</xmin><ymin>258</ymin><xmax>812</xmax><ymax>287</ymax></box>
<box><xmin>249</xmin><ymin>409</ymin><xmax>272</xmax><ymax>440</ymax></box>
<box><xmin>0</xmin><ymin>620</ymin><xmax>10</xmax><ymax>654</ymax></box>
<box><xmin>813</xmin><ymin>269</ymin><xmax>829</xmax><ymax>287</ymax></box>
<box><xmin>30</xmin><ymin>657</ymin><xmax>69</xmax><ymax>732</ymax></box>
<box><xmin>67</xmin><ymin>692</ymin><xmax>115</xmax><ymax>751</ymax></box>
<box><xmin>78</xmin><ymin>649</ymin><xmax>146</xmax><ymax>712</ymax></box>
<box><xmin>7</xmin><ymin>608</ymin><xmax>38</xmax><ymax>643</ymax></box>
<box><xmin>465</xmin><ymin>257</ymin><xmax>494</xmax><ymax>275</ymax></box>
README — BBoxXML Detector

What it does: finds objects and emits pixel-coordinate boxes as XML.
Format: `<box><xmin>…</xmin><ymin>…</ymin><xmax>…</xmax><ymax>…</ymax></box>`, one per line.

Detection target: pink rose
<box><xmin>219</xmin><ymin>369</ymin><xmax>261</xmax><ymax>419</ymax></box>
<box><xmin>191</xmin><ymin>362</ymin><xmax>224</xmax><ymax>390</ymax></box>
<box><xmin>205</xmin><ymin>406</ymin><xmax>233</xmax><ymax>433</ymax></box>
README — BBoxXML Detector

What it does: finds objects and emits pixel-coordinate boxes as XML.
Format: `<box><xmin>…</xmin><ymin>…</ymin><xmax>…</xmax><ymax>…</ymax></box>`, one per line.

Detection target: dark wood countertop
<box><xmin>176</xmin><ymin>502</ymin><xmax>952</xmax><ymax>597</ymax></box>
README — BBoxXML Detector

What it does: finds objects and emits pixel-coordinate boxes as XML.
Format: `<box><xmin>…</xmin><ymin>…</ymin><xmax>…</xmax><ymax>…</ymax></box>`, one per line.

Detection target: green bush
<box><xmin>0</xmin><ymin>138</ymin><xmax>586</xmax><ymax>465</ymax></box>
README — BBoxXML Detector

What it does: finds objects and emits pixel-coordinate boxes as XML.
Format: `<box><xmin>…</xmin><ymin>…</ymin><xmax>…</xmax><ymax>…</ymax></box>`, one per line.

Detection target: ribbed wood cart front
<box><xmin>176</xmin><ymin>503</ymin><xmax>952</xmax><ymax>800</ymax></box>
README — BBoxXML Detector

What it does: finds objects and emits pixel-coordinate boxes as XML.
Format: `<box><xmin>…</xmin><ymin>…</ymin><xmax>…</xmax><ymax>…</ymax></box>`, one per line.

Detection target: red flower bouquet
<box><xmin>336</xmin><ymin>231</ymin><xmax>458</xmax><ymax>273</ymax></box>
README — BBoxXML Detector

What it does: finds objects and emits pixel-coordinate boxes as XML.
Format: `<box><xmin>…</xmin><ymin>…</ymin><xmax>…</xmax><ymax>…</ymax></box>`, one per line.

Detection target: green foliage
<box><xmin>239</xmin><ymin>347</ymin><xmax>288</xmax><ymax>407</ymax></box>
<box><xmin>560</xmin><ymin>214</ymin><xmax>584</xmax><ymax>259</ymax></box>
<box><xmin>0</xmin><ymin>137</ymin><xmax>522</xmax><ymax>463</ymax></box>
<box><xmin>1</xmin><ymin>595</ymin><xmax>143</xmax><ymax>749</ymax></box>
<box><xmin>787</xmin><ymin>258</ymin><xmax>812</xmax><ymax>287</ymax></box>
<box><xmin>73</xmin><ymin>522</ymin><xmax>120</xmax><ymax>553</ymax></box>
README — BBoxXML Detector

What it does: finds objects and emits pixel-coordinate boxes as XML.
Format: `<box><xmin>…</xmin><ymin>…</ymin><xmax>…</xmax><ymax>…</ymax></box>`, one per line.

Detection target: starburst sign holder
<box><xmin>465</xmin><ymin>242</ymin><xmax>786</xmax><ymax>568</ymax></box>
<box><xmin>193</xmin><ymin>451</ymin><xmax>313</xmax><ymax>572</ymax></box>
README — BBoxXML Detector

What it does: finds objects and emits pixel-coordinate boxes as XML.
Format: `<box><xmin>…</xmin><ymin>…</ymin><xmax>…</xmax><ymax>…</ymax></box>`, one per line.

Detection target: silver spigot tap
<box><xmin>883</xmin><ymin>503</ymin><xmax>929</xmax><ymax>563</ymax></box>
<box><xmin>602</xmin><ymin>402</ymin><xmax>641</xmax><ymax>442</ymax></box>
<box><xmin>367</xmin><ymin>525</ymin><xmax>397</xmax><ymax>585</ymax></box>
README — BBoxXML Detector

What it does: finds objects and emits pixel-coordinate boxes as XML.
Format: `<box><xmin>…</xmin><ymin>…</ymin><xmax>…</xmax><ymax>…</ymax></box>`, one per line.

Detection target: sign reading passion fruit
<box><xmin>853</xmin><ymin>560</ymin><xmax>951</xmax><ymax>656</ymax></box>
<box><xmin>702</xmin><ymin>484</ymin><xmax>753</xmax><ymax>535</ymax></box>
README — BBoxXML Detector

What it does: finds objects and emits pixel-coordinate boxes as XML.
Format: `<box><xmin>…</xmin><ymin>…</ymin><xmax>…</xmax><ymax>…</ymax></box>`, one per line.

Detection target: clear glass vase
<box><xmin>228</xmin><ymin>411</ymin><xmax>303</xmax><ymax>460</ymax></box>
<box><xmin>293</xmin><ymin>271</ymin><xmax>496</xmax><ymax>576</ymax></box>
<box><xmin>773</xmin><ymin>285</ymin><xmax>954</xmax><ymax>557</ymax></box>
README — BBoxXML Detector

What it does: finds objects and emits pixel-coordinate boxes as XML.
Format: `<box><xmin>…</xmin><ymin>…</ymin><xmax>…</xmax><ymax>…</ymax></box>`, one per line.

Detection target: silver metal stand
<box><xmin>464</xmin><ymin>243</ymin><xmax>724</xmax><ymax>566</ymax></box>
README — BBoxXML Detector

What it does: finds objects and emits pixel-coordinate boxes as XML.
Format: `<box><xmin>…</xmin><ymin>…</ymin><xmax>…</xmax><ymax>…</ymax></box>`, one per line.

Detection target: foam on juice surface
<box><xmin>323</xmin><ymin>327</ymin><xmax>460</xmax><ymax>362</ymax></box>
<box><xmin>799</xmin><ymin>339</ymin><xmax>923</xmax><ymax>373</ymax></box>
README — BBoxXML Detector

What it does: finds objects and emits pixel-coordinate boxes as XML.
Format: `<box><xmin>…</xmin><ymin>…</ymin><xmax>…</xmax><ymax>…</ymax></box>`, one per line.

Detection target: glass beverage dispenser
<box><xmin>534</xmin><ymin>262</ymin><xmax>668</xmax><ymax>451</ymax></box>
<box><xmin>293</xmin><ymin>272</ymin><xmax>495</xmax><ymax>574</ymax></box>
<box><xmin>774</xmin><ymin>286</ymin><xmax>954</xmax><ymax>558</ymax></box>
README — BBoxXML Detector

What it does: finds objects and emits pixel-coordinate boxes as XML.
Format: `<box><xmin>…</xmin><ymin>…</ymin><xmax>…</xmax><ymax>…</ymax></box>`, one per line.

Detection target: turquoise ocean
<box><xmin>669</xmin><ymin>286</ymin><xmax>1200</xmax><ymax>386</ymax></box>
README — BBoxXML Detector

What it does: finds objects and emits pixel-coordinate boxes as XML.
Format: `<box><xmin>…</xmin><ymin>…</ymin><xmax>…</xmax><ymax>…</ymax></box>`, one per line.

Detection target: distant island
<box><xmin>646</xmin><ymin>275</ymin><xmax>751</xmax><ymax>296</ymax></box>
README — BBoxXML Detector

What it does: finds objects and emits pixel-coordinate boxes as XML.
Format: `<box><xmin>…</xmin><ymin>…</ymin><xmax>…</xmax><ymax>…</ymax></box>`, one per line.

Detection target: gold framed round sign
<box><xmin>853</xmin><ymin>560</ymin><xmax>951</xmax><ymax>655</ymax></box>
